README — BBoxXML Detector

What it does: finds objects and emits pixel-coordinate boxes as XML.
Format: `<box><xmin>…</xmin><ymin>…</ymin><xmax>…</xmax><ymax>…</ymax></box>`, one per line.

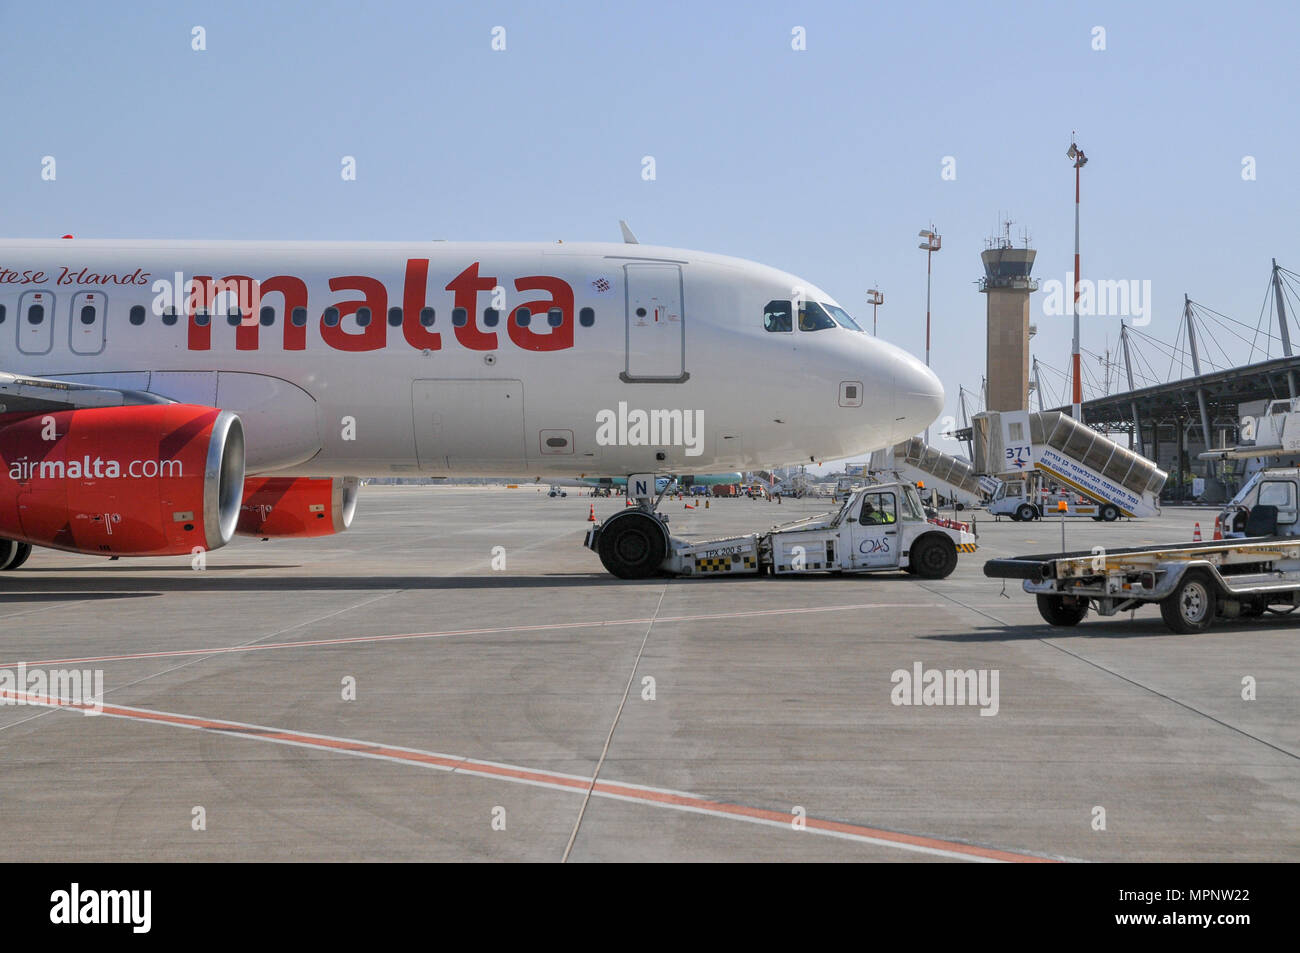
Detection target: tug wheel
<box><xmin>596</xmin><ymin>512</ymin><xmax>668</xmax><ymax>579</ymax></box>
<box><xmin>910</xmin><ymin>534</ymin><xmax>958</xmax><ymax>579</ymax></box>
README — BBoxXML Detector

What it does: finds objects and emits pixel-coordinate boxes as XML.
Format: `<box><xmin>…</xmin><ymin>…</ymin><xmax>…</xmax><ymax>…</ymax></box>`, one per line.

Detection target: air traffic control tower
<box><xmin>979</xmin><ymin>233</ymin><xmax>1038</xmax><ymax>412</ymax></box>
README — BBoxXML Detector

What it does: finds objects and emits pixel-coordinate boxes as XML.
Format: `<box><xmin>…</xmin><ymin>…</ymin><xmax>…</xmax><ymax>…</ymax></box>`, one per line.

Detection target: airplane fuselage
<box><xmin>0</xmin><ymin>239</ymin><xmax>944</xmax><ymax>478</ymax></box>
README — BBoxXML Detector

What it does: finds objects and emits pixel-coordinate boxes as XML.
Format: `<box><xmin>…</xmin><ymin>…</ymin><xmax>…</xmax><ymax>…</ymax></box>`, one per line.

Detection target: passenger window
<box><xmin>226</xmin><ymin>308</ymin><xmax>243</xmax><ymax>326</ymax></box>
<box><xmin>798</xmin><ymin>301</ymin><xmax>836</xmax><ymax>331</ymax></box>
<box><xmin>260</xmin><ymin>306</ymin><xmax>275</xmax><ymax>326</ymax></box>
<box><xmin>129</xmin><ymin>305</ymin><xmax>146</xmax><ymax>325</ymax></box>
<box><xmin>859</xmin><ymin>492</ymin><xmax>897</xmax><ymax>525</ymax></box>
<box><xmin>515</xmin><ymin>308</ymin><xmax>530</xmax><ymax>327</ymax></box>
<box><xmin>419</xmin><ymin>307</ymin><xmax>435</xmax><ymax>327</ymax></box>
<box><xmin>194</xmin><ymin>309</ymin><xmax>211</xmax><ymax>327</ymax></box>
<box><xmin>27</xmin><ymin>304</ymin><xmax>45</xmax><ymax>324</ymax></box>
<box><xmin>291</xmin><ymin>307</ymin><xmax>308</xmax><ymax>327</ymax></box>
<box><xmin>79</xmin><ymin>305</ymin><xmax>96</xmax><ymax>325</ymax></box>
<box><xmin>356</xmin><ymin>307</ymin><xmax>372</xmax><ymax>327</ymax></box>
<box><xmin>763</xmin><ymin>300</ymin><xmax>792</xmax><ymax>332</ymax></box>
<box><xmin>452</xmin><ymin>307</ymin><xmax>467</xmax><ymax>327</ymax></box>
<box><xmin>162</xmin><ymin>307</ymin><xmax>179</xmax><ymax>326</ymax></box>
<box><xmin>483</xmin><ymin>308</ymin><xmax>500</xmax><ymax>327</ymax></box>
<box><xmin>323</xmin><ymin>307</ymin><xmax>340</xmax><ymax>327</ymax></box>
<box><xmin>579</xmin><ymin>307</ymin><xmax>595</xmax><ymax>327</ymax></box>
<box><xmin>388</xmin><ymin>307</ymin><xmax>403</xmax><ymax>327</ymax></box>
<box><xmin>0</xmin><ymin>304</ymin><xmax>5</xmax><ymax>324</ymax></box>
<box><xmin>548</xmin><ymin>308</ymin><xmax>563</xmax><ymax>328</ymax></box>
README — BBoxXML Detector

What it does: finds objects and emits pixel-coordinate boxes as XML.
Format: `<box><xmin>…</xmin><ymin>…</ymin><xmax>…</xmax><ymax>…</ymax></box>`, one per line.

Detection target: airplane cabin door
<box><xmin>622</xmin><ymin>262</ymin><xmax>686</xmax><ymax>382</ymax></box>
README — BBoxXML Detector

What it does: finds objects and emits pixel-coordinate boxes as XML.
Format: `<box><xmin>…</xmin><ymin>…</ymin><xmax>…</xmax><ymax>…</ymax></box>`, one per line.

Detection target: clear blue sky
<box><xmin>2</xmin><ymin>0</ymin><xmax>1296</xmax><ymax>460</ymax></box>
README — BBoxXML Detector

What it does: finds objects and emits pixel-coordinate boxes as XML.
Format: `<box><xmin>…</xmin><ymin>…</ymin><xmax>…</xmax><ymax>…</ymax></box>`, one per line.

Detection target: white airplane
<box><xmin>0</xmin><ymin>237</ymin><xmax>943</xmax><ymax>577</ymax></box>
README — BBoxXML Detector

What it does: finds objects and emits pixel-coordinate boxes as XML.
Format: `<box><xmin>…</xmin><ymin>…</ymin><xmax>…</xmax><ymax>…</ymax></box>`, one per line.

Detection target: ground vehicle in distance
<box><xmin>988</xmin><ymin>472</ymin><xmax>1122</xmax><ymax>522</ymax></box>
<box><xmin>831</xmin><ymin>476</ymin><xmax>860</xmax><ymax>503</ymax></box>
<box><xmin>974</xmin><ymin>410</ymin><xmax>1165</xmax><ymax>522</ymax></box>
<box><xmin>587</xmin><ymin>480</ymin><xmax>976</xmax><ymax>579</ymax></box>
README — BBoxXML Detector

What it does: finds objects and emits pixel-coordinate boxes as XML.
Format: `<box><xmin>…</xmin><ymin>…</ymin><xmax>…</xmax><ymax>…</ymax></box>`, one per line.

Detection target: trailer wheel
<box><xmin>910</xmin><ymin>535</ymin><xmax>958</xmax><ymax>579</ymax></box>
<box><xmin>1036</xmin><ymin>594</ymin><xmax>1089</xmax><ymax>626</ymax></box>
<box><xmin>596</xmin><ymin>512</ymin><xmax>668</xmax><ymax>579</ymax></box>
<box><xmin>0</xmin><ymin>540</ymin><xmax>31</xmax><ymax>571</ymax></box>
<box><xmin>1100</xmin><ymin>504</ymin><xmax>1120</xmax><ymax>522</ymax></box>
<box><xmin>1016</xmin><ymin>503</ymin><xmax>1037</xmax><ymax>522</ymax></box>
<box><xmin>1160</xmin><ymin>571</ymin><xmax>1218</xmax><ymax>634</ymax></box>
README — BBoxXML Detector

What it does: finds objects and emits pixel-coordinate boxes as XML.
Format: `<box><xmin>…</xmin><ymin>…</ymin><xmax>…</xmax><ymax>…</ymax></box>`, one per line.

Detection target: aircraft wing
<box><xmin>0</xmin><ymin>370</ymin><xmax>169</xmax><ymax>415</ymax></box>
<box><xmin>538</xmin><ymin>477</ymin><xmax>612</xmax><ymax>489</ymax></box>
<box><xmin>1197</xmin><ymin>445</ymin><xmax>1287</xmax><ymax>461</ymax></box>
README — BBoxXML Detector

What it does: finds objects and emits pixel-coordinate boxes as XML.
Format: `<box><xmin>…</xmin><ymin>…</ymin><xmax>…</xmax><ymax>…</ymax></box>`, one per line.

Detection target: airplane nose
<box><xmin>892</xmin><ymin>352</ymin><xmax>945</xmax><ymax>442</ymax></box>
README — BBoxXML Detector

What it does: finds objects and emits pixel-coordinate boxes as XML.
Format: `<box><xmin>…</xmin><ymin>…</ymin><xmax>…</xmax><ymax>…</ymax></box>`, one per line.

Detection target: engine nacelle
<box><xmin>0</xmin><ymin>404</ymin><xmax>245</xmax><ymax>557</ymax></box>
<box><xmin>236</xmin><ymin>477</ymin><xmax>359</xmax><ymax>538</ymax></box>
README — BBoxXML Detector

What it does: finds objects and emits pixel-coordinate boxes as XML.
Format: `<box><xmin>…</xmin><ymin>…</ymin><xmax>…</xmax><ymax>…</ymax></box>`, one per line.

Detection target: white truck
<box><xmin>1214</xmin><ymin>466</ymin><xmax>1300</xmax><ymax>539</ymax></box>
<box><xmin>975</xmin><ymin>410</ymin><xmax>1166</xmax><ymax>522</ymax></box>
<box><xmin>586</xmin><ymin>480</ymin><xmax>977</xmax><ymax>580</ymax></box>
<box><xmin>989</xmin><ymin>473</ymin><xmax>1120</xmax><ymax>522</ymax></box>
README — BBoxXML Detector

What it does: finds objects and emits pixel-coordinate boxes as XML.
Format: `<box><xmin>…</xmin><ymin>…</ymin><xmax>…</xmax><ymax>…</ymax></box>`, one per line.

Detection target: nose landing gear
<box><xmin>588</xmin><ymin>475</ymin><xmax>674</xmax><ymax>578</ymax></box>
<box><xmin>595</xmin><ymin>509</ymin><xmax>669</xmax><ymax>578</ymax></box>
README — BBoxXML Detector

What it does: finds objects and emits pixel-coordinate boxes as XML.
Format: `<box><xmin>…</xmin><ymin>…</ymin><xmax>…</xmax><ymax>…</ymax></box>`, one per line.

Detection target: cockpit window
<box><xmin>798</xmin><ymin>301</ymin><xmax>836</xmax><ymax>331</ymax></box>
<box><xmin>763</xmin><ymin>300</ymin><xmax>792</xmax><ymax>332</ymax></box>
<box><xmin>823</xmin><ymin>303</ymin><xmax>863</xmax><ymax>331</ymax></box>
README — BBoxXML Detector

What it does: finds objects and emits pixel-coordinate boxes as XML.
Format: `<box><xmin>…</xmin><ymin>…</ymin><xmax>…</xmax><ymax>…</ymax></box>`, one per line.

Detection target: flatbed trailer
<box><xmin>985</xmin><ymin>535</ymin><xmax>1300</xmax><ymax>633</ymax></box>
<box><xmin>587</xmin><ymin>480</ymin><xmax>977</xmax><ymax>580</ymax></box>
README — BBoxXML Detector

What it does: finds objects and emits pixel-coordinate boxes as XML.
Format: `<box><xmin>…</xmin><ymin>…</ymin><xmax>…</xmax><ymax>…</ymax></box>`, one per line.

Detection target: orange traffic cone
<box><xmin>1193</xmin><ymin>522</ymin><xmax>1202</xmax><ymax>542</ymax></box>
<box><xmin>1213</xmin><ymin>516</ymin><xmax>1223</xmax><ymax>540</ymax></box>
<box><xmin>587</xmin><ymin>504</ymin><xmax>596</xmax><ymax>522</ymax></box>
